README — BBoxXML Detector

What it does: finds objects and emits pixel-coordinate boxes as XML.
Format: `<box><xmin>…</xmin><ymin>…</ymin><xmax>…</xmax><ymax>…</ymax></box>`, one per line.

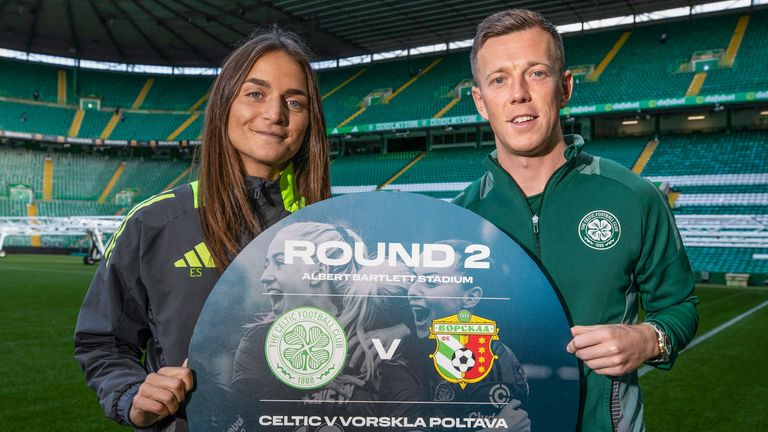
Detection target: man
<box><xmin>408</xmin><ymin>240</ymin><xmax>531</xmax><ymax>432</ymax></box>
<box><xmin>453</xmin><ymin>9</ymin><xmax>698</xmax><ymax>432</ymax></box>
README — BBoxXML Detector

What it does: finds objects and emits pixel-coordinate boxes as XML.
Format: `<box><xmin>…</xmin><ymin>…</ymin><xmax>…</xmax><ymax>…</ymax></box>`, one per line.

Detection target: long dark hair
<box><xmin>199</xmin><ymin>28</ymin><xmax>331</xmax><ymax>270</ymax></box>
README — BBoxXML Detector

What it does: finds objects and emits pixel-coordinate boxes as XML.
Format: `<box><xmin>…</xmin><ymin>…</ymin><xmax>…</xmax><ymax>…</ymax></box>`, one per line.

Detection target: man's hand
<box><xmin>129</xmin><ymin>360</ymin><xmax>194</xmax><ymax>427</ymax></box>
<box><xmin>566</xmin><ymin>324</ymin><xmax>659</xmax><ymax>376</ymax></box>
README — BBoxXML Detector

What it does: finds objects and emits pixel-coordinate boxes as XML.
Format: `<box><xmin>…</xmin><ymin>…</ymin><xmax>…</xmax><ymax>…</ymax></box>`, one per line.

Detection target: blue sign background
<box><xmin>188</xmin><ymin>192</ymin><xmax>579</xmax><ymax>431</ymax></box>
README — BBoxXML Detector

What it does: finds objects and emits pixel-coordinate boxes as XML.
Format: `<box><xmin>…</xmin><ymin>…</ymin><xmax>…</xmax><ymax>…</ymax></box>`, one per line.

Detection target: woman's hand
<box><xmin>129</xmin><ymin>360</ymin><xmax>194</xmax><ymax>427</ymax></box>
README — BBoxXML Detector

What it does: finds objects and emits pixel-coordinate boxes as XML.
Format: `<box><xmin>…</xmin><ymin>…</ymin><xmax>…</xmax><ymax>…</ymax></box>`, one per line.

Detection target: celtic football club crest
<box><xmin>429</xmin><ymin>310</ymin><xmax>499</xmax><ymax>389</ymax></box>
<box><xmin>265</xmin><ymin>307</ymin><xmax>347</xmax><ymax>390</ymax></box>
<box><xmin>578</xmin><ymin>210</ymin><xmax>621</xmax><ymax>250</ymax></box>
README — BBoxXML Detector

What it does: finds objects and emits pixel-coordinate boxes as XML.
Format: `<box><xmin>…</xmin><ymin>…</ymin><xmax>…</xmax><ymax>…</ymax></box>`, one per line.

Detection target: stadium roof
<box><xmin>0</xmin><ymin>0</ymin><xmax>754</xmax><ymax>68</ymax></box>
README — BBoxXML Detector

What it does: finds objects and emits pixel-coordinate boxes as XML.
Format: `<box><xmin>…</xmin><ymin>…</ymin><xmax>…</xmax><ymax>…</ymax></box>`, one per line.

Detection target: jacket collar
<box><xmin>479</xmin><ymin>135</ymin><xmax>586</xmax><ymax>195</ymax></box>
<box><xmin>483</xmin><ymin>134</ymin><xmax>585</xmax><ymax>172</ymax></box>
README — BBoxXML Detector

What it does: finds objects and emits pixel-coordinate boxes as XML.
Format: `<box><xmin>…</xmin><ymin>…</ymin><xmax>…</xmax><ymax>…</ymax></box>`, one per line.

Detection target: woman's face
<box><xmin>261</xmin><ymin>230</ymin><xmax>339</xmax><ymax>316</ymax></box>
<box><xmin>227</xmin><ymin>50</ymin><xmax>310</xmax><ymax>179</ymax></box>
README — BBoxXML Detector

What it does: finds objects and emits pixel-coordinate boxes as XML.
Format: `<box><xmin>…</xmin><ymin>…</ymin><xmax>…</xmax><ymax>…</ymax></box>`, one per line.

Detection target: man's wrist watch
<box><xmin>642</xmin><ymin>321</ymin><xmax>671</xmax><ymax>364</ymax></box>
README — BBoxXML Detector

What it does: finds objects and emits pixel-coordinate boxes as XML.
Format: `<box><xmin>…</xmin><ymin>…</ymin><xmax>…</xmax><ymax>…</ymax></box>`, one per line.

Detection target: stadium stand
<box><xmin>75</xmin><ymin>109</ymin><xmax>114</xmax><ymax>138</ymax></box>
<box><xmin>108</xmin><ymin>158</ymin><xmax>189</xmax><ymax>202</ymax></box>
<box><xmin>644</xmin><ymin>131</ymin><xmax>768</xmax><ymax>177</ymax></box>
<box><xmin>351</xmin><ymin>52</ymin><xmax>471</xmax><ymax>123</ymax></box>
<box><xmin>570</xmin><ymin>13</ymin><xmax>739</xmax><ymax>105</ymax></box>
<box><xmin>140</xmin><ymin>75</ymin><xmax>212</xmax><ymax>111</ymax></box>
<box><xmin>321</xmin><ymin>56</ymin><xmax>436</xmax><ymax>127</ymax></box>
<box><xmin>1</xmin><ymin>10</ymin><xmax>767</xmax><ymax>280</ymax></box>
<box><xmin>36</xmin><ymin>200</ymin><xmax>124</xmax><ymax>217</ymax></box>
<box><xmin>582</xmin><ymin>136</ymin><xmax>648</xmax><ymax>169</ymax></box>
<box><xmin>51</xmin><ymin>153</ymin><xmax>118</xmax><ymax>201</ymax></box>
<box><xmin>109</xmin><ymin>112</ymin><xmax>202</xmax><ymax>141</ymax></box>
<box><xmin>0</xmin><ymin>146</ymin><xmax>45</xmax><ymax>198</ymax></box>
<box><xmin>74</xmin><ymin>69</ymin><xmax>148</xmax><ymax>109</ymax></box>
<box><xmin>700</xmin><ymin>10</ymin><xmax>768</xmax><ymax>94</ymax></box>
<box><xmin>0</xmin><ymin>196</ymin><xmax>29</xmax><ymax>216</ymax></box>
<box><xmin>0</xmin><ymin>58</ymin><xmax>59</xmax><ymax>103</ymax></box>
<box><xmin>330</xmin><ymin>151</ymin><xmax>421</xmax><ymax>192</ymax></box>
<box><xmin>0</xmin><ymin>101</ymin><xmax>75</xmax><ymax>136</ymax></box>
<box><xmin>390</xmin><ymin>146</ymin><xmax>491</xmax><ymax>185</ymax></box>
<box><xmin>686</xmin><ymin>246</ymin><xmax>768</xmax><ymax>274</ymax></box>
<box><xmin>0</xmin><ymin>9</ymin><xmax>765</xmax><ymax>140</ymax></box>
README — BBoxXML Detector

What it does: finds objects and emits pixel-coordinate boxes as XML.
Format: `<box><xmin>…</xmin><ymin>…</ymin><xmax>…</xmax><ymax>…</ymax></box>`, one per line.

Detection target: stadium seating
<box><xmin>582</xmin><ymin>136</ymin><xmax>647</xmax><ymax>169</ymax></box>
<box><xmin>330</xmin><ymin>151</ymin><xmax>421</xmax><ymax>191</ymax></box>
<box><xmin>0</xmin><ymin>196</ymin><xmax>29</xmax><ymax>216</ymax></box>
<box><xmin>36</xmin><ymin>200</ymin><xmax>124</xmax><ymax>217</ymax></box>
<box><xmin>1</xmin><ymin>11</ymin><xmax>767</xmax><ymax>279</ymax></box>
<box><xmin>74</xmin><ymin>69</ymin><xmax>148</xmax><ymax>110</ymax></box>
<box><xmin>51</xmin><ymin>152</ymin><xmax>118</xmax><ymax>200</ymax></box>
<box><xmin>0</xmin><ymin>58</ymin><xmax>59</xmax><ymax>103</ymax></box>
<box><xmin>0</xmin><ymin>146</ymin><xmax>45</xmax><ymax>198</ymax></box>
<box><xmin>140</xmin><ymin>75</ymin><xmax>212</xmax><ymax>111</ymax></box>
<box><xmin>644</xmin><ymin>131</ymin><xmax>768</xmax><ymax>176</ymax></box>
<box><xmin>570</xmin><ymin>14</ymin><xmax>738</xmax><ymax>105</ymax></box>
<box><xmin>673</xmin><ymin>184</ymin><xmax>768</xmax><ymax>194</ymax></box>
<box><xmin>76</xmin><ymin>109</ymin><xmax>114</xmax><ymax>138</ymax></box>
<box><xmin>0</xmin><ymin>101</ymin><xmax>75</xmax><ymax>136</ymax></box>
<box><xmin>353</xmin><ymin>51</ymin><xmax>472</xmax><ymax>124</ymax></box>
<box><xmin>391</xmin><ymin>146</ymin><xmax>490</xmax><ymax>185</ymax></box>
<box><xmin>321</xmin><ymin>57</ymin><xmax>435</xmax><ymax>127</ymax></box>
<box><xmin>685</xmin><ymin>246</ymin><xmax>768</xmax><ymax>273</ymax></box>
<box><xmin>109</xmin><ymin>158</ymin><xmax>189</xmax><ymax>202</ymax></box>
<box><xmin>109</xmin><ymin>112</ymin><xmax>202</xmax><ymax>141</ymax></box>
<box><xmin>700</xmin><ymin>10</ymin><xmax>768</xmax><ymax>94</ymax></box>
<box><xmin>0</xmin><ymin>10</ymin><xmax>765</xmax><ymax>140</ymax></box>
<box><xmin>673</xmin><ymin>205</ymin><xmax>768</xmax><ymax>215</ymax></box>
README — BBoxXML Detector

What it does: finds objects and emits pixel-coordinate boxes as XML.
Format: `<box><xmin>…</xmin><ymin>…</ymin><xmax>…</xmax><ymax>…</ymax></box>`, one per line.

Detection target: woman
<box><xmin>74</xmin><ymin>28</ymin><xmax>330</xmax><ymax>432</ymax></box>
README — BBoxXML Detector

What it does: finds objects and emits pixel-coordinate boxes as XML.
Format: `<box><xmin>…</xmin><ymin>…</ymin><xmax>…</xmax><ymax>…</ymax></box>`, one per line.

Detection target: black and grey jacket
<box><xmin>74</xmin><ymin>176</ymin><xmax>298</xmax><ymax>431</ymax></box>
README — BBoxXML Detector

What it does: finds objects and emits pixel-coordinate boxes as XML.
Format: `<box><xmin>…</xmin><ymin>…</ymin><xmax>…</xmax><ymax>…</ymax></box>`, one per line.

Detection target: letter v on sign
<box><xmin>372</xmin><ymin>338</ymin><xmax>401</xmax><ymax>360</ymax></box>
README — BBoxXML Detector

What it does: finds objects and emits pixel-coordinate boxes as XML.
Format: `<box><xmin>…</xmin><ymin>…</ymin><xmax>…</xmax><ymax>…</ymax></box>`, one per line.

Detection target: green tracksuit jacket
<box><xmin>454</xmin><ymin>135</ymin><xmax>699</xmax><ymax>432</ymax></box>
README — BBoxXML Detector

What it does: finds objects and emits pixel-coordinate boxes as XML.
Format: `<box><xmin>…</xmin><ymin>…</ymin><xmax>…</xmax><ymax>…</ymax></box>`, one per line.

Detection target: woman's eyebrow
<box><xmin>244</xmin><ymin>77</ymin><xmax>270</xmax><ymax>87</ymax></box>
<box><xmin>243</xmin><ymin>77</ymin><xmax>307</xmax><ymax>97</ymax></box>
<box><xmin>285</xmin><ymin>88</ymin><xmax>308</xmax><ymax>97</ymax></box>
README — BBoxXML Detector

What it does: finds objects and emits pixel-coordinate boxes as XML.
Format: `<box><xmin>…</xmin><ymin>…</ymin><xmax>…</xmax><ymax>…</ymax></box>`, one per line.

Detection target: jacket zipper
<box><xmin>529</xmin><ymin>158</ymin><xmax>574</xmax><ymax>259</ymax></box>
<box><xmin>532</xmin><ymin>214</ymin><xmax>541</xmax><ymax>257</ymax></box>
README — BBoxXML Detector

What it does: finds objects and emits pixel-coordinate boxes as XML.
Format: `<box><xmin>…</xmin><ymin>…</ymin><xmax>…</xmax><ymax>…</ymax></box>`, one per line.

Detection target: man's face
<box><xmin>408</xmin><ymin>263</ymin><xmax>479</xmax><ymax>339</ymax></box>
<box><xmin>471</xmin><ymin>27</ymin><xmax>573</xmax><ymax>158</ymax></box>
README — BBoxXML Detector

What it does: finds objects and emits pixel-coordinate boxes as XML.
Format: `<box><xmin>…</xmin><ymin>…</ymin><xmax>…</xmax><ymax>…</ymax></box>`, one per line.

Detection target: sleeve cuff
<box><xmin>117</xmin><ymin>382</ymin><xmax>142</xmax><ymax>427</ymax></box>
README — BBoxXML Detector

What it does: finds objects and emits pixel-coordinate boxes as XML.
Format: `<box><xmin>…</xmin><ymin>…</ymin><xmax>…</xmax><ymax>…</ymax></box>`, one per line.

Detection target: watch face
<box><xmin>662</xmin><ymin>334</ymin><xmax>672</xmax><ymax>358</ymax></box>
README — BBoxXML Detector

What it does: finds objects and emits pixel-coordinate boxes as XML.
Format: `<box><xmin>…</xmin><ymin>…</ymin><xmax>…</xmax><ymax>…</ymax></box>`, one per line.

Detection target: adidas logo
<box><xmin>174</xmin><ymin>242</ymin><xmax>216</xmax><ymax>277</ymax></box>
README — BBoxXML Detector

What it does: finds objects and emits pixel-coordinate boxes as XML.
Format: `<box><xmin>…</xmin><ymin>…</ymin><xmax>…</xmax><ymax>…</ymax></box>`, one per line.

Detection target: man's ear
<box><xmin>560</xmin><ymin>70</ymin><xmax>574</xmax><ymax>108</ymax></box>
<box><xmin>309</xmin><ymin>263</ymin><xmax>328</xmax><ymax>287</ymax></box>
<box><xmin>471</xmin><ymin>86</ymin><xmax>490</xmax><ymax>121</ymax></box>
<box><xmin>463</xmin><ymin>286</ymin><xmax>483</xmax><ymax>309</ymax></box>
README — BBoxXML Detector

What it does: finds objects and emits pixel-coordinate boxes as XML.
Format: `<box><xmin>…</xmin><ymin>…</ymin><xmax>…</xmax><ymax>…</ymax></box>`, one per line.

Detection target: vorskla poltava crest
<box><xmin>429</xmin><ymin>310</ymin><xmax>499</xmax><ymax>389</ymax></box>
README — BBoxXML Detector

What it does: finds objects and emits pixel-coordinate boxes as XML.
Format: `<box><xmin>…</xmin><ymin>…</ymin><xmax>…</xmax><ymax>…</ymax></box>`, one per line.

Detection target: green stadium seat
<box><xmin>109</xmin><ymin>158</ymin><xmax>189</xmax><ymax>202</ymax></box>
<box><xmin>583</xmin><ymin>136</ymin><xmax>647</xmax><ymax>169</ymax></box>
<box><xmin>644</xmin><ymin>131</ymin><xmax>768</xmax><ymax>176</ymax></box>
<box><xmin>330</xmin><ymin>151</ymin><xmax>421</xmax><ymax>189</ymax></box>
<box><xmin>51</xmin><ymin>153</ymin><xmax>118</xmax><ymax>200</ymax></box>
<box><xmin>0</xmin><ymin>101</ymin><xmax>75</xmax><ymax>136</ymax></box>
<box><xmin>685</xmin><ymin>246</ymin><xmax>768</xmax><ymax>273</ymax></box>
<box><xmin>0</xmin><ymin>146</ymin><xmax>45</xmax><ymax>198</ymax></box>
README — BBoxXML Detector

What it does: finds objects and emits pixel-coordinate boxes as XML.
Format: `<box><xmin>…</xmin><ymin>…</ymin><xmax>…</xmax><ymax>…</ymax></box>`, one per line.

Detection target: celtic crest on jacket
<box><xmin>429</xmin><ymin>310</ymin><xmax>499</xmax><ymax>389</ymax></box>
<box><xmin>578</xmin><ymin>210</ymin><xmax>621</xmax><ymax>250</ymax></box>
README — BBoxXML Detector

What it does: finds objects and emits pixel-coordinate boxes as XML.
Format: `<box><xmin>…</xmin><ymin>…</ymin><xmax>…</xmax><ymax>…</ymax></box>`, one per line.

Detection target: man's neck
<box><xmin>496</xmin><ymin>140</ymin><xmax>568</xmax><ymax>197</ymax></box>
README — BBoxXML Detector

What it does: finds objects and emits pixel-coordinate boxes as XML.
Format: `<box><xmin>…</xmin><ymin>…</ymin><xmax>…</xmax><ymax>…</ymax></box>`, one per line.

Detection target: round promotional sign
<box><xmin>187</xmin><ymin>192</ymin><xmax>579</xmax><ymax>432</ymax></box>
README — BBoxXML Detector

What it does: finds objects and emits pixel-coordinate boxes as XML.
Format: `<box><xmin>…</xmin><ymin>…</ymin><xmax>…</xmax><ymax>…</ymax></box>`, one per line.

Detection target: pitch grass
<box><xmin>1</xmin><ymin>254</ymin><xmax>767</xmax><ymax>431</ymax></box>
